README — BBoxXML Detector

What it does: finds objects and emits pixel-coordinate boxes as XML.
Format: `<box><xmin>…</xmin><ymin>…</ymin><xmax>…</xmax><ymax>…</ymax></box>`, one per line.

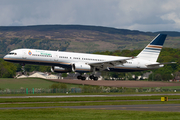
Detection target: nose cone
<box><xmin>3</xmin><ymin>55</ymin><xmax>8</xmax><ymax>61</ymax></box>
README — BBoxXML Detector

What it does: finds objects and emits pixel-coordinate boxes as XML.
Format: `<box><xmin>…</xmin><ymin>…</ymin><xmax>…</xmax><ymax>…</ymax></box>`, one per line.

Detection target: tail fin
<box><xmin>137</xmin><ymin>34</ymin><xmax>167</xmax><ymax>62</ymax></box>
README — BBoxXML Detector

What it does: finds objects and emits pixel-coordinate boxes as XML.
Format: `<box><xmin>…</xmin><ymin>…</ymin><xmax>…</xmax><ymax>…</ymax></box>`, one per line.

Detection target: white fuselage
<box><xmin>3</xmin><ymin>48</ymin><xmax>162</xmax><ymax>72</ymax></box>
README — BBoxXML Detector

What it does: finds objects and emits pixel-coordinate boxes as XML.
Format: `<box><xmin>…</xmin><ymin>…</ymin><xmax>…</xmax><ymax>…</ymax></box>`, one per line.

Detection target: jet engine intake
<box><xmin>72</xmin><ymin>63</ymin><xmax>92</xmax><ymax>73</ymax></box>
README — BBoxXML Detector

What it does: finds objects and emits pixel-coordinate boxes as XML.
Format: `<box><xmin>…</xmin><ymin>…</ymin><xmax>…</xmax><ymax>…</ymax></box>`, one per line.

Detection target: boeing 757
<box><xmin>3</xmin><ymin>34</ymin><xmax>175</xmax><ymax>80</ymax></box>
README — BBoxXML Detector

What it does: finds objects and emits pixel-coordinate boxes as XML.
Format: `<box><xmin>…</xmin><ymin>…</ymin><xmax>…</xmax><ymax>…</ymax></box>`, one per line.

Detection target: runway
<box><xmin>1</xmin><ymin>94</ymin><xmax>179</xmax><ymax>112</ymax></box>
<box><xmin>0</xmin><ymin>104</ymin><xmax>179</xmax><ymax>112</ymax></box>
<box><xmin>0</xmin><ymin>93</ymin><xmax>180</xmax><ymax>98</ymax></box>
<box><xmin>62</xmin><ymin>104</ymin><xmax>180</xmax><ymax>112</ymax></box>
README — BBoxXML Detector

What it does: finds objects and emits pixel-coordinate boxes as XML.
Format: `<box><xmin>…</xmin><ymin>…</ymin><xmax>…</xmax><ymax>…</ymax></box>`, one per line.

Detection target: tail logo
<box><xmin>144</xmin><ymin>45</ymin><xmax>162</xmax><ymax>53</ymax></box>
<box><xmin>137</xmin><ymin>34</ymin><xmax>167</xmax><ymax>62</ymax></box>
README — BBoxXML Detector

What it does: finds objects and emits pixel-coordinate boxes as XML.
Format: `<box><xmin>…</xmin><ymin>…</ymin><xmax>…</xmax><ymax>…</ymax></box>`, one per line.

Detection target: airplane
<box><xmin>3</xmin><ymin>34</ymin><xmax>175</xmax><ymax>80</ymax></box>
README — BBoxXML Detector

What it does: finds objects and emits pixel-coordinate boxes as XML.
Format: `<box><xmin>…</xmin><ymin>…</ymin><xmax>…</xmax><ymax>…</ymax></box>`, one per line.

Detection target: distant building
<box><xmin>142</xmin><ymin>71</ymin><xmax>152</xmax><ymax>79</ymax></box>
<box><xmin>16</xmin><ymin>71</ymin><xmax>60</xmax><ymax>79</ymax></box>
<box><xmin>46</xmin><ymin>74</ymin><xmax>60</xmax><ymax>79</ymax></box>
<box><xmin>17</xmin><ymin>75</ymin><xmax>28</xmax><ymax>79</ymax></box>
<box><xmin>28</xmin><ymin>72</ymin><xmax>48</xmax><ymax>79</ymax></box>
<box><xmin>16</xmin><ymin>71</ymin><xmax>103</xmax><ymax>80</ymax></box>
<box><xmin>171</xmin><ymin>76</ymin><xmax>180</xmax><ymax>82</ymax></box>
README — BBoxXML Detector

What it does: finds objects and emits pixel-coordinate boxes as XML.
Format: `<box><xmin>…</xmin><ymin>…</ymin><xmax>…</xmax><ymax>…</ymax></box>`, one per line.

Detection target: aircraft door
<box><xmin>22</xmin><ymin>50</ymin><xmax>27</xmax><ymax>59</ymax></box>
<box><xmin>137</xmin><ymin>61</ymin><xmax>140</xmax><ymax>68</ymax></box>
<box><xmin>54</xmin><ymin>52</ymin><xmax>58</xmax><ymax>61</ymax></box>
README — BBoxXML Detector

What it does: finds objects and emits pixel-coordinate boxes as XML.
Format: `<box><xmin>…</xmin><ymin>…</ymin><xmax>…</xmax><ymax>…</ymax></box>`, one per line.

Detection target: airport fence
<box><xmin>0</xmin><ymin>87</ymin><xmax>180</xmax><ymax>94</ymax></box>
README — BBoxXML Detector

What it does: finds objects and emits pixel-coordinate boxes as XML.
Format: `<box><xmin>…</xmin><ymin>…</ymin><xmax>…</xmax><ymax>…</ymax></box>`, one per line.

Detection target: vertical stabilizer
<box><xmin>137</xmin><ymin>34</ymin><xmax>167</xmax><ymax>62</ymax></box>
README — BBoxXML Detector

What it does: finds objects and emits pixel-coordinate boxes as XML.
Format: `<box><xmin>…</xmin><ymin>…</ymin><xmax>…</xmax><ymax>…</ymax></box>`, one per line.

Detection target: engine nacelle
<box><xmin>72</xmin><ymin>63</ymin><xmax>92</xmax><ymax>73</ymax></box>
<box><xmin>51</xmin><ymin>66</ymin><xmax>71</xmax><ymax>73</ymax></box>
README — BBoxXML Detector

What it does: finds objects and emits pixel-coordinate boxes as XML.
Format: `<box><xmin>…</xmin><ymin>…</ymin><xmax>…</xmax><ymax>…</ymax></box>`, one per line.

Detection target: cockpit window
<box><xmin>8</xmin><ymin>52</ymin><xmax>14</xmax><ymax>55</ymax></box>
<box><xmin>8</xmin><ymin>52</ymin><xmax>17</xmax><ymax>55</ymax></box>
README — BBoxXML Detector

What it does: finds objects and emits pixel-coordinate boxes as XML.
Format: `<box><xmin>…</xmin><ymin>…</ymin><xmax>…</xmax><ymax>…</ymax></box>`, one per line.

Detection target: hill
<box><xmin>0</xmin><ymin>25</ymin><xmax>180</xmax><ymax>58</ymax></box>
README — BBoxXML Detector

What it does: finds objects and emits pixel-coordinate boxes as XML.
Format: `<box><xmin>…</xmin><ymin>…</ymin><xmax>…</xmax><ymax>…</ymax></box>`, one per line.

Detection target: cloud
<box><xmin>0</xmin><ymin>0</ymin><xmax>180</xmax><ymax>32</ymax></box>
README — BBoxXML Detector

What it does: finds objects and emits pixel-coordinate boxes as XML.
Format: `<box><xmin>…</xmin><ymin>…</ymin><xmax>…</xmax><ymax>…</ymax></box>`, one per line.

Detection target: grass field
<box><xmin>0</xmin><ymin>95</ymin><xmax>180</xmax><ymax>108</ymax></box>
<box><xmin>0</xmin><ymin>78</ymin><xmax>180</xmax><ymax>96</ymax></box>
<box><xmin>0</xmin><ymin>87</ymin><xmax>179</xmax><ymax>119</ymax></box>
<box><xmin>0</xmin><ymin>108</ymin><xmax>180</xmax><ymax>120</ymax></box>
<box><xmin>0</xmin><ymin>78</ymin><xmax>82</xmax><ymax>89</ymax></box>
<box><xmin>0</xmin><ymin>96</ymin><xmax>180</xmax><ymax>120</ymax></box>
<box><xmin>1</xmin><ymin>95</ymin><xmax>180</xmax><ymax>103</ymax></box>
<box><xmin>161</xmin><ymin>86</ymin><xmax>180</xmax><ymax>89</ymax></box>
<box><xmin>1</xmin><ymin>78</ymin><xmax>180</xmax><ymax>90</ymax></box>
<box><xmin>0</xmin><ymin>78</ymin><xmax>54</xmax><ymax>89</ymax></box>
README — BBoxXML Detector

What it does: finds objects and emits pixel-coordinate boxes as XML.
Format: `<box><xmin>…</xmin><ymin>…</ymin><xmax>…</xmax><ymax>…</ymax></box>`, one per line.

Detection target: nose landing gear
<box><xmin>20</xmin><ymin>63</ymin><xmax>26</xmax><ymax>75</ymax></box>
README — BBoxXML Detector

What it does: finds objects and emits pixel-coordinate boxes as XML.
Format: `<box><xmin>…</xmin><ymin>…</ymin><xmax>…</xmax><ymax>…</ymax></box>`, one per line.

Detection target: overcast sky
<box><xmin>0</xmin><ymin>0</ymin><xmax>180</xmax><ymax>32</ymax></box>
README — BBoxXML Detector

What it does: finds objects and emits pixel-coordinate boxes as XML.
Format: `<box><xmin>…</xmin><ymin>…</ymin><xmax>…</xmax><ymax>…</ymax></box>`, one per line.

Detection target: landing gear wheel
<box><xmin>89</xmin><ymin>75</ymin><xmax>94</xmax><ymax>80</ymax></box>
<box><xmin>81</xmin><ymin>76</ymin><xmax>86</xmax><ymax>81</ymax></box>
<box><xmin>93</xmin><ymin>77</ymin><xmax>98</xmax><ymax>81</ymax></box>
<box><xmin>77</xmin><ymin>75</ymin><xmax>82</xmax><ymax>79</ymax></box>
<box><xmin>90</xmin><ymin>75</ymin><xmax>98</xmax><ymax>81</ymax></box>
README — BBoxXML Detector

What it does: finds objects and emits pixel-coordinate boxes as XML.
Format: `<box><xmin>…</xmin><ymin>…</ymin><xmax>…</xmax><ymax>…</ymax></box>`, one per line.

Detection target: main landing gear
<box><xmin>77</xmin><ymin>75</ymin><xmax>86</xmax><ymax>80</ymax></box>
<box><xmin>77</xmin><ymin>74</ymin><xmax>98</xmax><ymax>81</ymax></box>
<box><xmin>89</xmin><ymin>75</ymin><xmax>98</xmax><ymax>81</ymax></box>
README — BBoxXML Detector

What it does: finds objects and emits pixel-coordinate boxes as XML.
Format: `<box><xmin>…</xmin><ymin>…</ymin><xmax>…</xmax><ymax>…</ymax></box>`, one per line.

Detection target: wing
<box><xmin>88</xmin><ymin>57</ymin><xmax>133</xmax><ymax>71</ymax></box>
<box><xmin>146</xmin><ymin>62</ymin><xmax>176</xmax><ymax>67</ymax></box>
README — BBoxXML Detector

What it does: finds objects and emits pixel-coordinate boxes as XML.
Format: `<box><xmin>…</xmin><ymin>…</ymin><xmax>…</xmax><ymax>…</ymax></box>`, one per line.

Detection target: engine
<box><xmin>72</xmin><ymin>63</ymin><xmax>92</xmax><ymax>73</ymax></box>
<box><xmin>51</xmin><ymin>66</ymin><xmax>71</xmax><ymax>73</ymax></box>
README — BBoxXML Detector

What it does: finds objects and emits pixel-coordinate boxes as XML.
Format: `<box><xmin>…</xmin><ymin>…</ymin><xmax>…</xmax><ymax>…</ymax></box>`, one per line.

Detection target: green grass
<box><xmin>0</xmin><ymin>100</ymin><xmax>180</xmax><ymax>108</ymax></box>
<box><xmin>0</xmin><ymin>95</ymin><xmax>180</xmax><ymax>108</ymax></box>
<box><xmin>1</xmin><ymin>95</ymin><xmax>180</xmax><ymax>103</ymax></box>
<box><xmin>0</xmin><ymin>78</ymin><xmax>180</xmax><ymax>95</ymax></box>
<box><xmin>0</xmin><ymin>78</ymin><xmax>54</xmax><ymax>89</ymax></box>
<box><xmin>0</xmin><ymin>78</ymin><xmax>83</xmax><ymax>89</ymax></box>
<box><xmin>161</xmin><ymin>86</ymin><xmax>180</xmax><ymax>89</ymax></box>
<box><xmin>0</xmin><ymin>108</ymin><xmax>180</xmax><ymax>120</ymax></box>
<box><xmin>0</xmin><ymin>95</ymin><xmax>180</xmax><ymax>119</ymax></box>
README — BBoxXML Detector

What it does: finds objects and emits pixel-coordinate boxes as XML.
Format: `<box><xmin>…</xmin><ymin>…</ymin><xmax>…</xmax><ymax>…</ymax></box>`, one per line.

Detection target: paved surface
<box><xmin>49</xmin><ymin>79</ymin><xmax>180</xmax><ymax>87</ymax></box>
<box><xmin>1</xmin><ymin>93</ymin><xmax>180</xmax><ymax>98</ymax></box>
<box><xmin>0</xmin><ymin>104</ymin><xmax>179</xmax><ymax>112</ymax></box>
<box><xmin>61</xmin><ymin>104</ymin><xmax>180</xmax><ymax>112</ymax></box>
<box><xmin>1</xmin><ymin>94</ymin><xmax>180</xmax><ymax>112</ymax></box>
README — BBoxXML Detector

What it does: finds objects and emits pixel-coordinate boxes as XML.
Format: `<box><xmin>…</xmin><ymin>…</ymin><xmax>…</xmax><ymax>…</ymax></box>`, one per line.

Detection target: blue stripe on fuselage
<box><xmin>142</xmin><ymin>50</ymin><xmax>160</xmax><ymax>53</ymax></box>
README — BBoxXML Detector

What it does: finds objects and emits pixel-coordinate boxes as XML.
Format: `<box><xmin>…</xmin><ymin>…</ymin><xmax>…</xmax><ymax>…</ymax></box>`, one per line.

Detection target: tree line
<box><xmin>0</xmin><ymin>47</ymin><xmax>179</xmax><ymax>81</ymax></box>
<box><xmin>0</xmin><ymin>59</ymin><xmax>51</xmax><ymax>78</ymax></box>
